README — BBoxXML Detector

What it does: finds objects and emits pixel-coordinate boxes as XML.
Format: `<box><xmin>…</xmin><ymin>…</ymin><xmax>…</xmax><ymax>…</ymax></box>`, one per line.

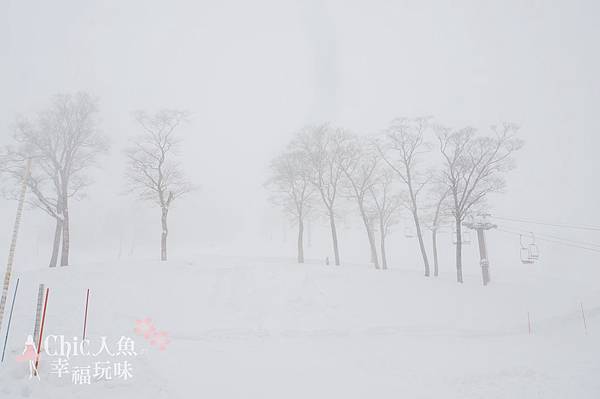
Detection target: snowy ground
<box><xmin>0</xmin><ymin>255</ymin><xmax>599</xmax><ymax>398</ymax></box>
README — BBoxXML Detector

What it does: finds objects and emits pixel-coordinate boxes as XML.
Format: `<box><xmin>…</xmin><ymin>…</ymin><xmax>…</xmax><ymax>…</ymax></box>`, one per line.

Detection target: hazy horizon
<box><xmin>1</xmin><ymin>0</ymin><xmax>599</xmax><ymax>276</ymax></box>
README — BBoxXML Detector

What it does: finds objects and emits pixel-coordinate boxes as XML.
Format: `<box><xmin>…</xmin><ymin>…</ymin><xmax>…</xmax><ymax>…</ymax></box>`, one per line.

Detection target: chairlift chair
<box><xmin>528</xmin><ymin>234</ymin><xmax>539</xmax><ymax>260</ymax></box>
<box><xmin>403</xmin><ymin>218</ymin><xmax>416</xmax><ymax>238</ymax></box>
<box><xmin>463</xmin><ymin>230</ymin><xmax>472</xmax><ymax>245</ymax></box>
<box><xmin>452</xmin><ymin>229</ymin><xmax>471</xmax><ymax>245</ymax></box>
<box><xmin>519</xmin><ymin>233</ymin><xmax>538</xmax><ymax>264</ymax></box>
<box><xmin>520</xmin><ymin>247</ymin><xmax>535</xmax><ymax>264</ymax></box>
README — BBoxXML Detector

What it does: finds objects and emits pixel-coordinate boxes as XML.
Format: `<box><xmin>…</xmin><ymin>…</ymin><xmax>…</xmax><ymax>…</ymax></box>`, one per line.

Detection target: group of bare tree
<box><xmin>0</xmin><ymin>93</ymin><xmax>108</xmax><ymax>267</ymax></box>
<box><xmin>0</xmin><ymin>92</ymin><xmax>194</xmax><ymax>266</ymax></box>
<box><xmin>0</xmin><ymin>93</ymin><xmax>521</xmax><ymax>283</ymax></box>
<box><xmin>267</xmin><ymin>118</ymin><xmax>523</xmax><ymax>283</ymax></box>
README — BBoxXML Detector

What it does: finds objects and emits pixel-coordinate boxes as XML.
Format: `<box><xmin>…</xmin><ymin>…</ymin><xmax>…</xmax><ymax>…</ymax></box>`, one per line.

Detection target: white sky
<box><xmin>1</xmin><ymin>0</ymin><xmax>599</xmax><ymax>275</ymax></box>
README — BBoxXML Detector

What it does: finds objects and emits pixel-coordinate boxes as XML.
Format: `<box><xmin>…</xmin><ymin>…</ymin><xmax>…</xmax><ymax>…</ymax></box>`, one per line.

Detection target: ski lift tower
<box><xmin>463</xmin><ymin>213</ymin><xmax>497</xmax><ymax>286</ymax></box>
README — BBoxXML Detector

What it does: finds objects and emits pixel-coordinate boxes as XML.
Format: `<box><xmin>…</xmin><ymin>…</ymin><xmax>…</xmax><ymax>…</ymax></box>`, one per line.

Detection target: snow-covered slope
<box><xmin>1</xmin><ymin>256</ymin><xmax>599</xmax><ymax>398</ymax></box>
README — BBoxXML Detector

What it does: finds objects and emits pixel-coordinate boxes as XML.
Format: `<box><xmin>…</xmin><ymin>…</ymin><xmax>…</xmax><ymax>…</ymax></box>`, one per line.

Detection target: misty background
<box><xmin>1</xmin><ymin>0</ymin><xmax>598</xmax><ymax>280</ymax></box>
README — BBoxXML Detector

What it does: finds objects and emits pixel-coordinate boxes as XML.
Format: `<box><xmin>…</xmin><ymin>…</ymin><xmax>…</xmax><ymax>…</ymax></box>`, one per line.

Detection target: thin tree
<box><xmin>339</xmin><ymin>134</ymin><xmax>380</xmax><ymax>269</ymax></box>
<box><xmin>1</xmin><ymin>93</ymin><xmax>108</xmax><ymax>266</ymax></box>
<box><xmin>426</xmin><ymin>182</ymin><xmax>451</xmax><ymax>277</ymax></box>
<box><xmin>377</xmin><ymin>117</ymin><xmax>432</xmax><ymax>276</ymax></box>
<box><xmin>436</xmin><ymin>123</ymin><xmax>523</xmax><ymax>283</ymax></box>
<box><xmin>266</xmin><ymin>150</ymin><xmax>314</xmax><ymax>263</ymax></box>
<box><xmin>292</xmin><ymin>125</ymin><xmax>346</xmax><ymax>265</ymax></box>
<box><xmin>368</xmin><ymin>169</ymin><xmax>402</xmax><ymax>270</ymax></box>
<box><xmin>125</xmin><ymin>110</ymin><xmax>195</xmax><ymax>261</ymax></box>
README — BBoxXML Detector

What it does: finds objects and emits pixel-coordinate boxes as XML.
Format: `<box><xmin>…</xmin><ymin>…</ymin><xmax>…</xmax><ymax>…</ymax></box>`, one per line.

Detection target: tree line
<box><xmin>266</xmin><ymin>118</ymin><xmax>523</xmax><ymax>283</ymax></box>
<box><xmin>0</xmin><ymin>92</ymin><xmax>523</xmax><ymax>283</ymax></box>
<box><xmin>0</xmin><ymin>92</ymin><xmax>195</xmax><ymax>266</ymax></box>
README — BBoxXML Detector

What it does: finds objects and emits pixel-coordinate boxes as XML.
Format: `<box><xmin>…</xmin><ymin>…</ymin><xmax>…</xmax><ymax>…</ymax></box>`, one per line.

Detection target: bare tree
<box><xmin>368</xmin><ymin>169</ymin><xmax>402</xmax><ymax>270</ymax></box>
<box><xmin>1</xmin><ymin>150</ymin><xmax>61</xmax><ymax>268</ymax></box>
<box><xmin>425</xmin><ymin>181</ymin><xmax>451</xmax><ymax>277</ymax></box>
<box><xmin>125</xmin><ymin>110</ymin><xmax>195</xmax><ymax>261</ymax></box>
<box><xmin>339</xmin><ymin>134</ymin><xmax>380</xmax><ymax>269</ymax></box>
<box><xmin>266</xmin><ymin>150</ymin><xmax>314</xmax><ymax>263</ymax></box>
<box><xmin>377</xmin><ymin>117</ymin><xmax>432</xmax><ymax>276</ymax></box>
<box><xmin>0</xmin><ymin>93</ymin><xmax>108</xmax><ymax>266</ymax></box>
<box><xmin>292</xmin><ymin>125</ymin><xmax>346</xmax><ymax>266</ymax></box>
<box><xmin>436</xmin><ymin>123</ymin><xmax>523</xmax><ymax>283</ymax></box>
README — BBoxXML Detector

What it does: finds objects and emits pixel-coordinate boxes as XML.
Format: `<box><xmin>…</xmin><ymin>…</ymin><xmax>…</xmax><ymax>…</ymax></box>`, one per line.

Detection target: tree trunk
<box><xmin>406</xmin><ymin>171</ymin><xmax>429</xmax><ymax>276</ymax></box>
<box><xmin>60</xmin><ymin>197</ymin><xmax>70</xmax><ymax>266</ymax></box>
<box><xmin>328</xmin><ymin>211</ymin><xmax>340</xmax><ymax>266</ymax></box>
<box><xmin>161</xmin><ymin>207</ymin><xmax>168</xmax><ymax>261</ymax></box>
<box><xmin>432</xmin><ymin>229</ymin><xmax>439</xmax><ymax>277</ymax></box>
<box><xmin>49</xmin><ymin>218</ymin><xmax>62</xmax><ymax>268</ymax></box>
<box><xmin>412</xmin><ymin>210</ymin><xmax>430</xmax><ymax>276</ymax></box>
<box><xmin>455</xmin><ymin>217</ymin><xmax>463</xmax><ymax>283</ymax></box>
<box><xmin>297</xmin><ymin>217</ymin><xmax>304</xmax><ymax>263</ymax></box>
<box><xmin>380</xmin><ymin>220</ymin><xmax>388</xmax><ymax>270</ymax></box>
<box><xmin>359</xmin><ymin>206</ymin><xmax>379</xmax><ymax>269</ymax></box>
<box><xmin>366</xmin><ymin>226</ymin><xmax>379</xmax><ymax>269</ymax></box>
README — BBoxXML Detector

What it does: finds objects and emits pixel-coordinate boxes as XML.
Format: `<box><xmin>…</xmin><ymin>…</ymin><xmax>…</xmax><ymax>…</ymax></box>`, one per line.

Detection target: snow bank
<box><xmin>0</xmin><ymin>256</ymin><xmax>598</xmax><ymax>398</ymax></box>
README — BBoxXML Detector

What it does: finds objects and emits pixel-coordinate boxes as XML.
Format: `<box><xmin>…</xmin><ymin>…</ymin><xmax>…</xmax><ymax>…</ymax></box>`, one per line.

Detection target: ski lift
<box><xmin>520</xmin><ymin>233</ymin><xmax>539</xmax><ymax>264</ymax></box>
<box><xmin>452</xmin><ymin>229</ymin><xmax>471</xmax><ymax>245</ymax></box>
<box><xmin>528</xmin><ymin>236</ymin><xmax>539</xmax><ymax>261</ymax></box>
<box><xmin>403</xmin><ymin>218</ymin><xmax>415</xmax><ymax>238</ymax></box>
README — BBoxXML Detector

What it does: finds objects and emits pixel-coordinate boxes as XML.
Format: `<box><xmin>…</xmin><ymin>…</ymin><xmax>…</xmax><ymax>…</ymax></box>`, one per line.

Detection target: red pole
<box><xmin>82</xmin><ymin>289</ymin><xmax>90</xmax><ymax>340</ymax></box>
<box><xmin>34</xmin><ymin>288</ymin><xmax>49</xmax><ymax>372</ymax></box>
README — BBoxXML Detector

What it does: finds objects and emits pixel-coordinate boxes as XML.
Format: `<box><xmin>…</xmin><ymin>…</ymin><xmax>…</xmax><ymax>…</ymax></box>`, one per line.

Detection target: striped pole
<box><xmin>33</xmin><ymin>284</ymin><xmax>45</xmax><ymax>344</ymax></box>
<box><xmin>34</xmin><ymin>288</ymin><xmax>49</xmax><ymax>373</ymax></box>
<box><xmin>82</xmin><ymin>289</ymin><xmax>90</xmax><ymax>340</ymax></box>
<box><xmin>0</xmin><ymin>158</ymin><xmax>31</xmax><ymax>335</ymax></box>
<box><xmin>1</xmin><ymin>278</ymin><xmax>20</xmax><ymax>362</ymax></box>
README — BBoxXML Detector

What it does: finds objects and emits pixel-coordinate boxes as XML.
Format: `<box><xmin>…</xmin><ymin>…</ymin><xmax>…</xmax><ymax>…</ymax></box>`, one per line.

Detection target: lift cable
<box><xmin>496</xmin><ymin>228</ymin><xmax>600</xmax><ymax>253</ymax></box>
<box><xmin>492</xmin><ymin>216</ymin><xmax>600</xmax><ymax>232</ymax></box>
<box><xmin>496</xmin><ymin>224</ymin><xmax>600</xmax><ymax>249</ymax></box>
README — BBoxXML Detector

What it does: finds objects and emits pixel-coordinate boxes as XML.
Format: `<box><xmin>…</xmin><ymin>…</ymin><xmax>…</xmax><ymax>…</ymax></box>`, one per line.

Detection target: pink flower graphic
<box><xmin>134</xmin><ymin>318</ymin><xmax>156</xmax><ymax>339</ymax></box>
<box><xmin>133</xmin><ymin>318</ymin><xmax>170</xmax><ymax>351</ymax></box>
<box><xmin>149</xmin><ymin>331</ymin><xmax>170</xmax><ymax>351</ymax></box>
<box><xmin>16</xmin><ymin>335</ymin><xmax>40</xmax><ymax>380</ymax></box>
